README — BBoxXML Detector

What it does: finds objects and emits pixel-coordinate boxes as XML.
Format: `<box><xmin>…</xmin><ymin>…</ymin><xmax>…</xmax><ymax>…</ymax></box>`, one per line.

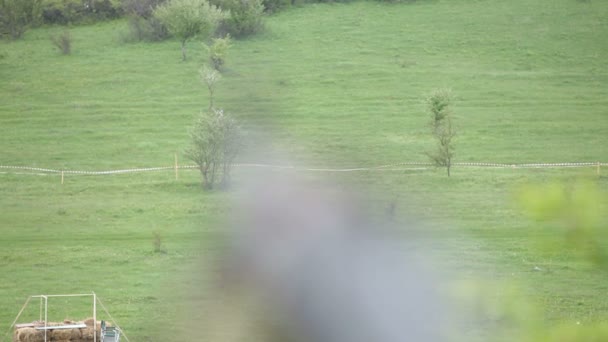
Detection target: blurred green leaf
<box><xmin>517</xmin><ymin>180</ymin><xmax>608</xmax><ymax>268</ymax></box>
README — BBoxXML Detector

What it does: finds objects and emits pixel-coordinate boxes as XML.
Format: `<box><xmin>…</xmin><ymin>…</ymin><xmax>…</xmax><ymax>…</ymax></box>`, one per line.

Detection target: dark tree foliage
<box><xmin>426</xmin><ymin>89</ymin><xmax>456</xmax><ymax>177</ymax></box>
<box><xmin>0</xmin><ymin>0</ymin><xmax>42</xmax><ymax>39</ymax></box>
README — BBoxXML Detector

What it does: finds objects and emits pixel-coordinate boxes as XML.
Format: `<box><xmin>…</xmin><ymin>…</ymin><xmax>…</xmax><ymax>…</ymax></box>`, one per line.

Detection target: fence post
<box><xmin>175</xmin><ymin>153</ymin><xmax>179</xmax><ymax>180</ymax></box>
<box><xmin>598</xmin><ymin>162</ymin><xmax>601</xmax><ymax>176</ymax></box>
<box><xmin>61</xmin><ymin>170</ymin><xmax>64</xmax><ymax>185</ymax></box>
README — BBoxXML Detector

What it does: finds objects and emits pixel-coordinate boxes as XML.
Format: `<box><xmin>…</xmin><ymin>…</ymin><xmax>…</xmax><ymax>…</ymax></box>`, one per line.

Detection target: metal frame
<box><xmin>4</xmin><ymin>292</ymin><xmax>130</xmax><ymax>342</ymax></box>
<box><xmin>29</xmin><ymin>293</ymin><xmax>97</xmax><ymax>342</ymax></box>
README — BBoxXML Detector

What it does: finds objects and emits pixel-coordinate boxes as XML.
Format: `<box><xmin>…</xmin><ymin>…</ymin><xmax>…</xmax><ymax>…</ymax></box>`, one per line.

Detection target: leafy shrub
<box><xmin>425</xmin><ymin>88</ymin><xmax>455</xmax><ymax>177</ymax></box>
<box><xmin>204</xmin><ymin>34</ymin><xmax>231</xmax><ymax>70</ymax></box>
<box><xmin>216</xmin><ymin>0</ymin><xmax>264</xmax><ymax>38</ymax></box>
<box><xmin>154</xmin><ymin>0</ymin><xmax>225</xmax><ymax>60</ymax></box>
<box><xmin>0</xmin><ymin>0</ymin><xmax>42</xmax><ymax>39</ymax></box>
<box><xmin>121</xmin><ymin>0</ymin><xmax>168</xmax><ymax>42</ymax></box>
<box><xmin>50</xmin><ymin>30</ymin><xmax>72</xmax><ymax>54</ymax></box>
<box><xmin>41</xmin><ymin>5</ymin><xmax>69</xmax><ymax>25</ymax></box>
<box><xmin>153</xmin><ymin>231</ymin><xmax>165</xmax><ymax>253</ymax></box>
<box><xmin>185</xmin><ymin>108</ymin><xmax>242</xmax><ymax>189</ymax></box>
<box><xmin>121</xmin><ymin>0</ymin><xmax>165</xmax><ymax>18</ymax></box>
<box><xmin>89</xmin><ymin>0</ymin><xmax>123</xmax><ymax>19</ymax></box>
<box><xmin>200</xmin><ymin>64</ymin><xmax>221</xmax><ymax>110</ymax></box>
<box><xmin>261</xmin><ymin>0</ymin><xmax>290</xmax><ymax>13</ymax></box>
<box><xmin>124</xmin><ymin>15</ymin><xmax>169</xmax><ymax>41</ymax></box>
<box><xmin>41</xmin><ymin>0</ymin><xmax>122</xmax><ymax>25</ymax></box>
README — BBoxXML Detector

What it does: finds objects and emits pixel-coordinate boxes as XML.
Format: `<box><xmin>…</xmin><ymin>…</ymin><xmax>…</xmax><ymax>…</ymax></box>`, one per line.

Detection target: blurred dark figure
<box><xmin>218</xmin><ymin>173</ymin><xmax>448</xmax><ymax>342</ymax></box>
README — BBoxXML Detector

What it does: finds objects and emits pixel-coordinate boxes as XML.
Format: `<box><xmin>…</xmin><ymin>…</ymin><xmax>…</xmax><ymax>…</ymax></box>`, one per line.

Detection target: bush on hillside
<box><xmin>50</xmin><ymin>30</ymin><xmax>72</xmax><ymax>54</ymax></box>
<box><xmin>121</xmin><ymin>0</ymin><xmax>165</xmax><ymax>18</ymax></box>
<box><xmin>204</xmin><ymin>34</ymin><xmax>231</xmax><ymax>70</ymax></box>
<box><xmin>123</xmin><ymin>15</ymin><xmax>168</xmax><ymax>41</ymax></box>
<box><xmin>41</xmin><ymin>0</ymin><xmax>81</xmax><ymax>24</ymax></box>
<box><xmin>214</xmin><ymin>0</ymin><xmax>264</xmax><ymax>38</ymax></box>
<box><xmin>185</xmin><ymin>108</ymin><xmax>242</xmax><ymax>190</ymax></box>
<box><xmin>41</xmin><ymin>4</ymin><xmax>71</xmax><ymax>24</ymax></box>
<box><xmin>261</xmin><ymin>0</ymin><xmax>290</xmax><ymax>13</ymax></box>
<box><xmin>425</xmin><ymin>88</ymin><xmax>456</xmax><ymax>177</ymax></box>
<box><xmin>0</xmin><ymin>0</ymin><xmax>42</xmax><ymax>39</ymax></box>
<box><xmin>41</xmin><ymin>0</ymin><xmax>122</xmax><ymax>25</ymax></box>
<box><xmin>86</xmin><ymin>0</ymin><xmax>123</xmax><ymax>19</ymax></box>
<box><xmin>154</xmin><ymin>0</ymin><xmax>225</xmax><ymax>60</ymax></box>
<box><xmin>121</xmin><ymin>0</ymin><xmax>169</xmax><ymax>42</ymax></box>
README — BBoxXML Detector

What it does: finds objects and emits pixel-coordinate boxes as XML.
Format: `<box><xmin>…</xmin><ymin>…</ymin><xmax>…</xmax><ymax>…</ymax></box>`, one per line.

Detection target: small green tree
<box><xmin>426</xmin><ymin>89</ymin><xmax>455</xmax><ymax>176</ymax></box>
<box><xmin>199</xmin><ymin>64</ymin><xmax>221</xmax><ymax>110</ymax></box>
<box><xmin>0</xmin><ymin>0</ymin><xmax>42</xmax><ymax>40</ymax></box>
<box><xmin>186</xmin><ymin>109</ymin><xmax>221</xmax><ymax>189</ymax></box>
<box><xmin>218</xmin><ymin>109</ymin><xmax>241</xmax><ymax>187</ymax></box>
<box><xmin>154</xmin><ymin>0</ymin><xmax>224</xmax><ymax>61</ymax></box>
<box><xmin>50</xmin><ymin>30</ymin><xmax>72</xmax><ymax>55</ymax></box>
<box><xmin>204</xmin><ymin>34</ymin><xmax>231</xmax><ymax>70</ymax></box>
<box><xmin>185</xmin><ymin>108</ymin><xmax>242</xmax><ymax>189</ymax></box>
<box><xmin>218</xmin><ymin>0</ymin><xmax>264</xmax><ymax>38</ymax></box>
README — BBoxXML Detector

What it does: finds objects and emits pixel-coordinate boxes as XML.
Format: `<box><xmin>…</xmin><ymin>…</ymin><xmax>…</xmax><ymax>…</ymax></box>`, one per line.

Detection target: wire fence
<box><xmin>0</xmin><ymin>161</ymin><xmax>605</xmax><ymax>178</ymax></box>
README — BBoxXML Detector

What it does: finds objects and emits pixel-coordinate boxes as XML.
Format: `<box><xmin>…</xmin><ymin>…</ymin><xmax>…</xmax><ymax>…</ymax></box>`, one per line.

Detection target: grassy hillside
<box><xmin>1</xmin><ymin>0</ymin><xmax>607</xmax><ymax>340</ymax></box>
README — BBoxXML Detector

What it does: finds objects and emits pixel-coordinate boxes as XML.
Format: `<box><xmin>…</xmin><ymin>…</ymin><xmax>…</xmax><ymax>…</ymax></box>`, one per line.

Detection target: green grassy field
<box><xmin>1</xmin><ymin>0</ymin><xmax>608</xmax><ymax>340</ymax></box>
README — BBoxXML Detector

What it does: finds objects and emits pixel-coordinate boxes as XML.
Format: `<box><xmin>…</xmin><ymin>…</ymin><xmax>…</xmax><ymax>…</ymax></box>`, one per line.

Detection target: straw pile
<box><xmin>13</xmin><ymin>328</ymin><xmax>43</xmax><ymax>342</ymax></box>
<box><xmin>13</xmin><ymin>318</ymin><xmax>104</xmax><ymax>342</ymax></box>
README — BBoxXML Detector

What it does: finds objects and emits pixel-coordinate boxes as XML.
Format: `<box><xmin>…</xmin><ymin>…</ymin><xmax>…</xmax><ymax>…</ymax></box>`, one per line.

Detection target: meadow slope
<box><xmin>1</xmin><ymin>0</ymin><xmax>607</xmax><ymax>340</ymax></box>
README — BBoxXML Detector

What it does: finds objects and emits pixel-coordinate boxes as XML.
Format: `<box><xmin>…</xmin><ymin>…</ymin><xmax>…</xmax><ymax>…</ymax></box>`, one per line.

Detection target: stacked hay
<box><xmin>13</xmin><ymin>328</ymin><xmax>44</xmax><ymax>342</ymax></box>
<box><xmin>50</xmin><ymin>327</ymin><xmax>81</xmax><ymax>340</ymax></box>
<box><xmin>13</xmin><ymin>318</ymin><xmax>103</xmax><ymax>342</ymax></box>
<box><xmin>80</xmin><ymin>317</ymin><xmax>102</xmax><ymax>341</ymax></box>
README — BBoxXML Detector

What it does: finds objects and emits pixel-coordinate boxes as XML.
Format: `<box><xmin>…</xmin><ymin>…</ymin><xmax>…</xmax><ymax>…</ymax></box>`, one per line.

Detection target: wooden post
<box><xmin>93</xmin><ymin>293</ymin><xmax>97</xmax><ymax>342</ymax></box>
<box><xmin>61</xmin><ymin>171</ymin><xmax>64</xmax><ymax>185</ymax></box>
<box><xmin>44</xmin><ymin>296</ymin><xmax>48</xmax><ymax>342</ymax></box>
<box><xmin>174</xmin><ymin>153</ymin><xmax>179</xmax><ymax>180</ymax></box>
<box><xmin>598</xmin><ymin>162</ymin><xmax>601</xmax><ymax>176</ymax></box>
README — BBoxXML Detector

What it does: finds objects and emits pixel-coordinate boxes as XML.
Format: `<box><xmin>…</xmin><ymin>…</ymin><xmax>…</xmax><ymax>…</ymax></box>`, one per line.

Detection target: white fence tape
<box><xmin>0</xmin><ymin>162</ymin><xmax>605</xmax><ymax>176</ymax></box>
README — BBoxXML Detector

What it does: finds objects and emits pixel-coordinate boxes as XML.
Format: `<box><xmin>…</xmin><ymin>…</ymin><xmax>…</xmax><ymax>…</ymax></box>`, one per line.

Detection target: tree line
<box><xmin>1</xmin><ymin>0</ymin><xmax>421</xmax><ymax>41</ymax></box>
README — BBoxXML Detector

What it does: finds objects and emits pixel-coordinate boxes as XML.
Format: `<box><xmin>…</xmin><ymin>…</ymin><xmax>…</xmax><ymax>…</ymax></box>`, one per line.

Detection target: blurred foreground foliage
<box><xmin>447</xmin><ymin>179</ymin><xmax>608</xmax><ymax>341</ymax></box>
<box><xmin>518</xmin><ymin>179</ymin><xmax>608</xmax><ymax>268</ymax></box>
<box><xmin>451</xmin><ymin>279</ymin><xmax>608</xmax><ymax>342</ymax></box>
<box><xmin>514</xmin><ymin>179</ymin><xmax>608</xmax><ymax>341</ymax></box>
